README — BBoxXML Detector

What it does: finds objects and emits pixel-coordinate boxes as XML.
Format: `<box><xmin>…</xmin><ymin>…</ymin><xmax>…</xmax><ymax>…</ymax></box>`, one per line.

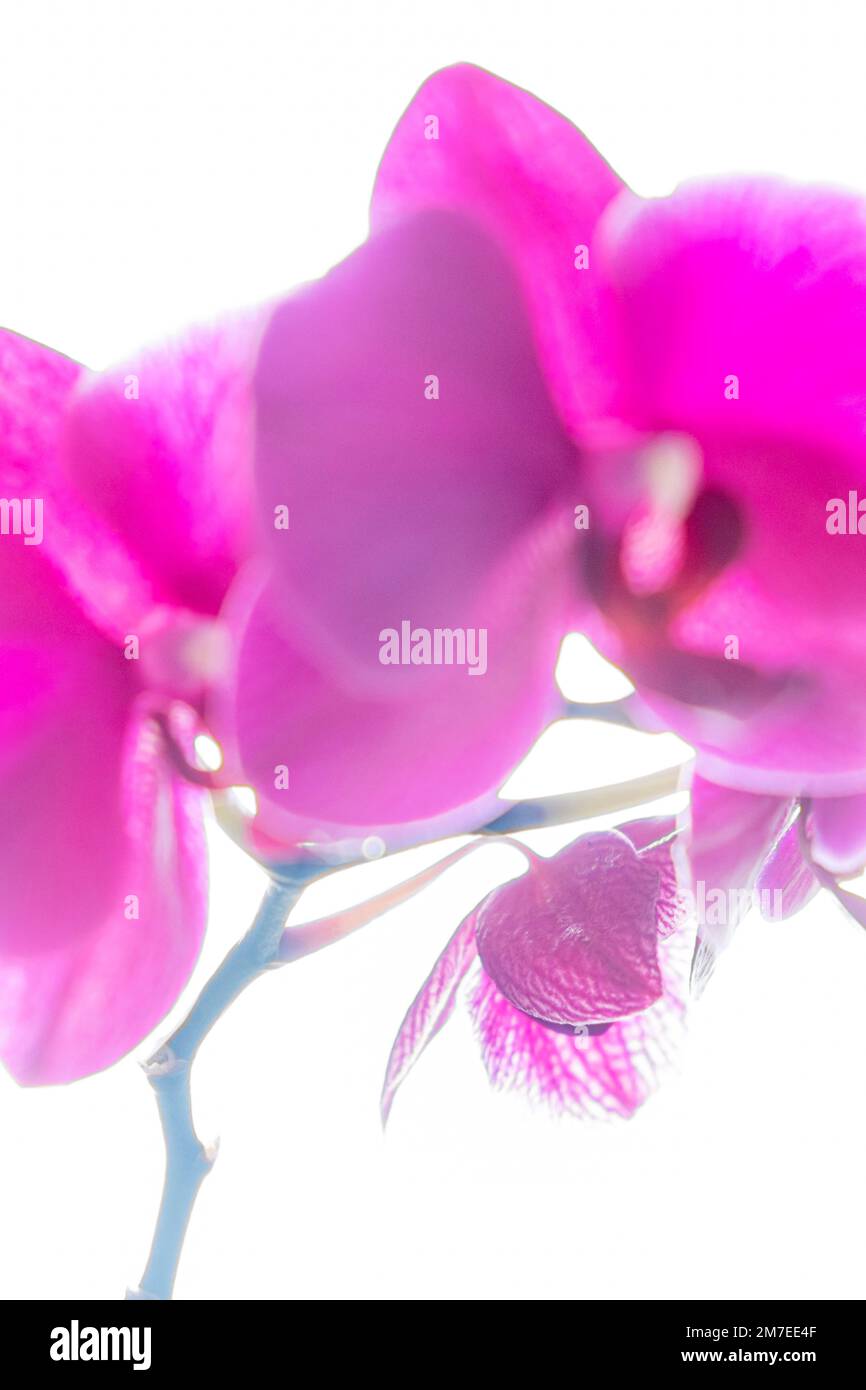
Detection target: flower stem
<box><xmin>128</xmin><ymin>871</ymin><xmax>314</xmax><ymax>1301</ymax></box>
<box><xmin>484</xmin><ymin>765</ymin><xmax>685</xmax><ymax>833</ymax></box>
<box><xmin>128</xmin><ymin>843</ymin><xmax>504</xmax><ymax>1300</ymax></box>
<box><xmin>560</xmin><ymin>696</ymin><xmax>637</xmax><ymax>728</ymax></box>
<box><xmin>128</xmin><ymin>753</ymin><xmax>685</xmax><ymax>1298</ymax></box>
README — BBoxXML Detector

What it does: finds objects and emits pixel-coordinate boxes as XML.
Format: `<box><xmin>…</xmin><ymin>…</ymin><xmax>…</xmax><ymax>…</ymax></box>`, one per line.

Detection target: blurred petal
<box><xmin>595</xmin><ymin>180</ymin><xmax>866</xmax><ymax>789</ymax></box>
<box><xmin>0</xmin><ymin>328</ymin><xmax>80</xmax><ymax>486</ymax></box>
<box><xmin>212</xmin><ymin>497</ymin><xmax>574</xmax><ymax>849</ymax></box>
<box><xmin>0</xmin><ymin>540</ymin><xmax>206</xmax><ymax>1083</ymax></box>
<box><xmin>253</xmin><ymin>209</ymin><xmax>579</xmax><ymax>692</ymax></box>
<box><xmin>824</xmin><ymin>883</ymin><xmax>866</xmax><ymax>929</ymax></box>
<box><xmin>601</xmin><ymin>178</ymin><xmax>866</xmax><ymax>457</ymax></box>
<box><xmin>0</xmin><ymin>707</ymin><xmax>207</xmax><ymax>1085</ymax></box>
<box><xmin>688</xmin><ymin>774</ymin><xmax>791</xmax><ymax>958</ymax></box>
<box><xmin>689</xmin><ymin>775</ymin><xmax>790</xmax><ymax>919</ymax></box>
<box><xmin>373</xmin><ymin>64</ymin><xmax>626</xmax><ymax>434</ymax></box>
<box><xmin>61</xmin><ymin>310</ymin><xmax>265</xmax><ymax>616</ymax></box>
<box><xmin>0</xmin><ymin>328</ymin><xmax>163</xmax><ymax>642</ymax></box>
<box><xmin>803</xmin><ymin>854</ymin><xmax>866</xmax><ymax>931</ymax></box>
<box><xmin>468</xmin><ymin>927</ymin><xmax>690</xmax><ymax>1119</ymax></box>
<box><xmin>809</xmin><ymin>793</ymin><xmax>866</xmax><ymax>876</ymax></box>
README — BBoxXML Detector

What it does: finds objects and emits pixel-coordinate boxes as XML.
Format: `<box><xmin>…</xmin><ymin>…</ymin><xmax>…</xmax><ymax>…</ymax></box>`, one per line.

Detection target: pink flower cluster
<box><xmin>2</xmin><ymin>66</ymin><xmax>864</xmax><ymax>1116</ymax></box>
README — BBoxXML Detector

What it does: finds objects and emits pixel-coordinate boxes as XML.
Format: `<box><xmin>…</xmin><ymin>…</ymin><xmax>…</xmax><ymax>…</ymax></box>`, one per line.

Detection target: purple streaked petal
<box><xmin>474</xmin><ymin>830</ymin><xmax>668</xmax><ymax>1027</ymax></box>
<box><xmin>468</xmin><ymin>928</ymin><xmax>690</xmax><ymax>1119</ymax></box>
<box><xmin>381</xmin><ymin>910</ymin><xmax>481</xmax><ymax>1125</ymax></box>
<box><xmin>755</xmin><ymin>812</ymin><xmax>820</xmax><ymax>920</ymax></box>
<box><xmin>618</xmin><ymin>815</ymin><xmax>689</xmax><ymax>938</ymax></box>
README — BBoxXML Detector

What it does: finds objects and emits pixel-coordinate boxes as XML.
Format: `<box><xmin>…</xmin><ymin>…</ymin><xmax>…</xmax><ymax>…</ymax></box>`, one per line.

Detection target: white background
<box><xmin>2</xmin><ymin>0</ymin><xmax>866</xmax><ymax>1301</ymax></box>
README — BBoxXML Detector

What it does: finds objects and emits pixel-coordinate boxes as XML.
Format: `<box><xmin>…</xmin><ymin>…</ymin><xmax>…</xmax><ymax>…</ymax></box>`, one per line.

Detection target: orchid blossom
<box><xmin>382</xmin><ymin>817</ymin><xmax>692</xmax><ymax>1121</ymax></box>
<box><xmin>2</xmin><ymin>60</ymin><xmax>864</xmax><ymax>1302</ymax></box>
<box><xmin>375</xmin><ymin>67</ymin><xmax>866</xmax><ymax>808</ymax></box>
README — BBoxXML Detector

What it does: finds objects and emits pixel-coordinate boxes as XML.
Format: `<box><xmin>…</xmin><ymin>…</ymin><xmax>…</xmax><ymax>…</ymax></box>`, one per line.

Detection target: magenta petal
<box><xmin>0</xmin><ymin>328</ymin><xmax>80</xmax><ymax>489</ymax></box>
<box><xmin>468</xmin><ymin>929</ymin><xmax>690</xmax><ymax>1119</ymax></box>
<box><xmin>381</xmin><ymin>911</ymin><xmax>480</xmax><ymax>1124</ymax></box>
<box><xmin>618</xmin><ymin>815</ymin><xmax>689</xmax><ymax>938</ymax></box>
<box><xmin>0</xmin><ymin>328</ymin><xmax>167</xmax><ymax>644</ymax></box>
<box><xmin>253</xmin><ymin>208</ymin><xmax>578</xmax><ymax>692</ymax></box>
<box><xmin>373</xmin><ymin>64</ymin><xmax>626</xmax><ymax>435</ymax></box>
<box><xmin>0</xmin><ymin>539</ymin><xmax>207</xmax><ymax>1083</ymax></box>
<box><xmin>801</xmin><ymin>852</ymin><xmax>866</xmax><ymax>931</ymax></box>
<box><xmin>755</xmin><ymin>813</ymin><xmax>820</xmax><ymax>920</ymax></box>
<box><xmin>62</xmin><ymin>310</ymin><xmax>265</xmax><ymax>616</ymax></box>
<box><xmin>601</xmin><ymin>178</ymin><xmax>866</xmax><ymax>457</ymax></box>
<box><xmin>212</xmin><ymin>497</ymin><xmax>574</xmax><ymax>847</ymax></box>
<box><xmin>596</xmin><ymin>180</ymin><xmax>866</xmax><ymax>790</ymax></box>
<box><xmin>809</xmin><ymin>794</ymin><xmax>866</xmax><ymax>876</ymax></box>
<box><xmin>0</xmin><ymin>705</ymin><xmax>207</xmax><ymax>1084</ymax></box>
<box><xmin>688</xmin><ymin>774</ymin><xmax>792</xmax><ymax>948</ymax></box>
<box><xmin>474</xmin><ymin>830</ymin><xmax>666</xmax><ymax>1026</ymax></box>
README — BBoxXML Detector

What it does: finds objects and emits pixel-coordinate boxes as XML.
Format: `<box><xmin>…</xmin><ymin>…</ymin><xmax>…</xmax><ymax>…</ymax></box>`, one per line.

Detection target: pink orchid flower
<box><xmin>377</xmin><ymin>66</ymin><xmax>866</xmax><ymax>808</ymax></box>
<box><xmin>51</xmin><ymin>70</ymin><xmax>636</xmax><ymax>864</ymax></box>
<box><xmin>688</xmin><ymin>774</ymin><xmax>866</xmax><ymax>986</ymax></box>
<box><xmin>205</xmin><ymin>209</ymin><xmax>588</xmax><ymax>858</ymax></box>
<box><xmin>0</xmin><ymin>68</ymin><xmax>626</xmax><ymax>1082</ymax></box>
<box><xmin>0</xmin><ymin>330</ymin><xmax>211</xmax><ymax>1083</ymax></box>
<box><xmin>55</xmin><ymin>209</ymin><xmax>593</xmax><ymax>869</ymax></box>
<box><xmin>374</xmin><ymin>63</ymin><xmax>866</xmax><ymax>1109</ymax></box>
<box><xmin>6</xmin><ymin>60</ymin><xmax>861</xmax><ymax>1114</ymax></box>
<box><xmin>382</xmin><ymin>818</ymin><xmax>692</xmax><ymax>1120</ymax></box>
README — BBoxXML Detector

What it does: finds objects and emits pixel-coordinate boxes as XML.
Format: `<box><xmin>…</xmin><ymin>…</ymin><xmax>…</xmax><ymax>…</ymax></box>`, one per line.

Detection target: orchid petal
<box><xmin>380</xmin><ymin>910</ymin><xmax>481</xmax><ymax>1125</ymax></box>
<box><xmin>373</xmin><ymin>63</ymin><xmax>626</xmax><ymax>435</ymax></box>
<box><xmin>809</xmin><ymin>793</ymin><xmax>866</xmax><ymax>877</ymax></box>
<box><xmin>211</xmin><ymin>496</ymin><xmax>574</xmax><ymax>850</ymax></box>
<box><xmin>61</xmin><ymin>311</ymin><xmax>265</xmax><ymax>616</ymax></box>
<box><xmin>0</xmin><ymin>328</ymin><xmax>160</xmax><ymax>643</ymax></box>
<box><xmin>0</xmin><ymin>705</ymin><xmax>207</xmax><ymax>1085</ymax></box>
<box><xmin>617</xmin><ymin>815</ymin><xmax>688</xmax><ymax>938</ymax></box>
<box><xmin>689</xmin><ymin>775</ymin><xmax>791</xmax><ymax>934</ymax></box>
<box><xmin>253</xmin><ymin>208</ymin><xmax>578</xmax><ymax>693</ymax></box>
<box><xmin>474</xmin><ymin>830</ymin><xmax>666</xmax><ymax>1026</ymax></box>
<box><xmin>755</xmin><ymin>813</ymin><xmax>820</xmax><ymax>920</ymax></box>
<box><xmin>595</xmin><ymin>180</ymin><xmax>866</xmax><ymax>790</ymax></box>
<box><xmin>0</xmin><ymin>520</ymin><xmax>206</xmax><ymax>1083</ymax></box>
<box><xmin>468</xmin><ymin>928</ymin><xmax>690</xmax><ymax>1119</ymax></box>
